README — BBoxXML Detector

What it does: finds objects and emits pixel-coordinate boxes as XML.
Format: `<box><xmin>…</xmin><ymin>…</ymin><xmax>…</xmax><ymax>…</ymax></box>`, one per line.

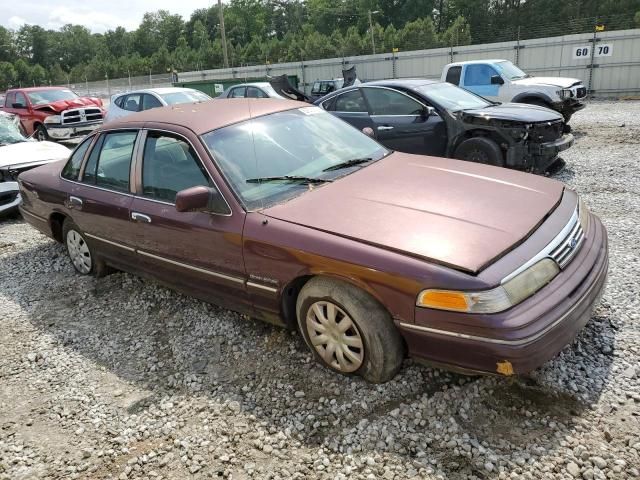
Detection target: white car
<box><xmin>104</xmin><ymin>87</ymin><xmax>212</xmax><ymax>123</ymax></box>
<box><xmin>442</xmin><ymin>59</ymin><xmax>586</xmax><ymax>121</ymax></box>
<box><xmin>0</xmin><ymin>112</ymin><xmax>70</xmax><ymax>217</ymax></box>
<box><xmin>215</xmin><ymin>82</ymin><xmax>285</xmax><ymax>99</ymax></box>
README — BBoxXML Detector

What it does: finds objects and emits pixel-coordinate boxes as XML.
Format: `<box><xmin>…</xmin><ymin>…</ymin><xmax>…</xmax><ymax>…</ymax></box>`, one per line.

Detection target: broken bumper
<box><xmin>0</xmin><ymin>181</ymin><xmax>21</xmax><ymax>216</ymax></box>
<box><xmin>45</xmin><ymin>121</ymin><xmax>102</xmax><ymax>140</ymax></box>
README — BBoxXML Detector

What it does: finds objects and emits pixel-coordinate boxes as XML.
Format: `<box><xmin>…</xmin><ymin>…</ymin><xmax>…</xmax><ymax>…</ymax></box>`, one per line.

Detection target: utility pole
<box><xmin>219</xmin><ymin>0</ymin><xmax>229</xmax><ymax>69</ymax></box>
<box><xmin>368</xmin><ymin>10</ymin><xmax>379</xmax><ymax>55</ymax></box>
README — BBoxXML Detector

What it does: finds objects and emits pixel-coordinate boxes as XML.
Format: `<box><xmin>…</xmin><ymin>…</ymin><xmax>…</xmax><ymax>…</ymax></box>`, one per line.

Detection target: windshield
<box><xmin>201</xmin><ymin>107</ymin><xmax>388</xmax><ymax>210</ymax></box>
<box><xmin>416</xmin><ymin>82</ymin><xmax>492</xmax><ymax>111</ymax></box>
<box><xmin>27</xmin><ymin>89</ymin><xmax>79</xmax><ymax>106</ymax></box>
<box><xmin>0</xmin><ymin>113</ymin><xmax>28</xmax><ymax>145</ymax></box>
<box><xmin>495</xmin><ymin>61</ymin><xmax>528</xmax><ymax>80</ymax></box>
<box><xmin>160</xmin><ymin>90</ymin><xmax>211</xmax><ymax>105</ymax></box>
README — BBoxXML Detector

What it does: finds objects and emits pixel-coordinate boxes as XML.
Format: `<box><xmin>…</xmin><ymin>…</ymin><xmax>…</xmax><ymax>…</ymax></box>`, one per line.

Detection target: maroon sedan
<box><xmin>18</xmin><ymin>99</ymin><xmax>608</xmax><ymax>383</ymax></box>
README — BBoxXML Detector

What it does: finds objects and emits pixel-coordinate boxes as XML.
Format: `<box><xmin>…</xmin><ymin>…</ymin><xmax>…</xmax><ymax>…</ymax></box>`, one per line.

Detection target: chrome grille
<box><xmin>549</xmin><ymin>213</ymin><xmax>584</xmax><ymax>268</ymax></box>
<box><xmin>61</xmin><ymin>108</ymin><xmax>103</xmax><ymax>125</ymax></box>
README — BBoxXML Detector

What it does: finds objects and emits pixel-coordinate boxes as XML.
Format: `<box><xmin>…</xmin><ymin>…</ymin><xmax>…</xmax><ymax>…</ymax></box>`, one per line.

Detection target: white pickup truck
<box><xmin>442</xmin><ymin>59</ymin><xmax>586</xmax><ymax>122</ymax></box>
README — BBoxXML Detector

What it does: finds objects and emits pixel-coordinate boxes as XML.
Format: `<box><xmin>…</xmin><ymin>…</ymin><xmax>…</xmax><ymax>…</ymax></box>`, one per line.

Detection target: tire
<box><xmin>562</xmin><ymin>112</ymin><xmax>573</xmax><ymax>123</ymax></box>
<box><xmin>296</xmin><ymin>277</ymin><xmax>405</xmax><ymax>383</ymax></box>
<box><xmin>63</xmin><ymin>219</ymin><xmax>94</xmax><ymax>275</ymax></box>
<box><xmin>35</xmin><ymin>124</ymin><xmax>49</xmax><ymax>142</ymax></box>
<box><xmin>453</xmin><ymin>137</ymin><xmax>504</xmax><ymax>167</ymax></box>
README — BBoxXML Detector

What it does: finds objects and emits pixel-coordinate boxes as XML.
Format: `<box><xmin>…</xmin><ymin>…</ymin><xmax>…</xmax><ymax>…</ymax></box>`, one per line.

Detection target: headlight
<box><xmin>557</xmin><ymin>89</ymin><xmax>572</xmax><ymax>99</ymax></box>
<box><xmin>578</xmin><ymin>197</ymin><xmax>589</xmax><ymax>230</ymax></box>
<box><xmin>44</xmin><ymin>115</ymin><xmax>61</xmax><ymax>124</ymax></box>
<box><xmin>417</xmin><ymin>258</ymin><xmax>560</xmax><ymax>313</ymax></box>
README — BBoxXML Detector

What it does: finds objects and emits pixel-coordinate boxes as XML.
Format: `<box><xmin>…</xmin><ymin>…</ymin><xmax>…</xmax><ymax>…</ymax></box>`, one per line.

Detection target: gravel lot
<box><xmin>1</xmin><ymin>100</ymin><xmax>639</xmax><ymax>480</ymax></box>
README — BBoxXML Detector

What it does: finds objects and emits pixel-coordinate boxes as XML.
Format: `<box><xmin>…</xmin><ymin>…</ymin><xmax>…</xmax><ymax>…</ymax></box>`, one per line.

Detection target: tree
<box><xmin>439</xmin><ymin>15</ymin><xmax>471</xmax><ymax>47</ymax></box>
<box><xmin>0</xmin><ymin>62</ymin><xmax>16</xmax><ymax>90</ymax></box>
<box><xmin>398</xmin><ymin>17</ymin><xmax>438</xmax><ymax>51</ymax></box>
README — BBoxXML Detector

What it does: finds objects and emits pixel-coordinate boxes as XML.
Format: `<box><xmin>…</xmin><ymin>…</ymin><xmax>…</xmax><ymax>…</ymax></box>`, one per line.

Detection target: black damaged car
<box><xmin>313</xmin><ymin>79</ymin><xmax>573</xmax><ymax>173</ymax></box>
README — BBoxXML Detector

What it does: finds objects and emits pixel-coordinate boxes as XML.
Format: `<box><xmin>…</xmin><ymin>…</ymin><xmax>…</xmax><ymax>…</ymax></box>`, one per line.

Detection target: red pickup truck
<box><xmin>1</xmin><ymin>87</ymin><xmax>105</xmax><ymax>141</ymax></box>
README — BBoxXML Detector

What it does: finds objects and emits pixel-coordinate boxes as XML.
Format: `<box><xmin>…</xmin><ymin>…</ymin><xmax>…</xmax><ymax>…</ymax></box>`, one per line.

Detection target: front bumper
<box><xmin>0</xmin><ymin>181</ymin><xmax>20</xmax><ymax>216</ymax></box>
<box><xmin>553</xmin><ymin>98</ymin><xmax>586</xmax><ymax>116</ymax></box>
<box><xmin>506</xmin><ymin>133</ymin><xmax>574</xmax><ymax>173</ymax></box>
<box><xmin>45</xmin><ymin>121</ymin><xmax>102</xmax><ymax>140</ymax></box>
<box><xmin>399</xmin><ymin>214</ymin><xmax>608</xmax><ymax>375</ymax></box>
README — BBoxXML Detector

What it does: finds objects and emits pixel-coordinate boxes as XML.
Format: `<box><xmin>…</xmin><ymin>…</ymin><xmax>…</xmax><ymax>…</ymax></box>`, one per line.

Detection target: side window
<box><xmin>141</xmin><ymin>132</ymin><xmax>212</xmax><ymax>203</ymax></box>
<box><xmin>14</xmin><ymin>92</ymin><xmax>27</xmax><ymax>108</ymax></box>
<box><xmin>83</xmin><ymin>131</ymin><xmax>137</xmax><ymax>192</ymax></box>
<box><xmin>247</xmin><ymin>87</ymin><xmax>268</xmax><ymax>98</ymax></box>
<box><xmin>445</xmin><ymin>66</ymin><xmax>462</xmax><ymax>85</ymax></box>
<box><xmin>61</xmin><ymin>136</ymin><xmax>93</xmax><ymax>180</ymax></box>
<box><xmin>6</xmin><ymin>92</ymin><xmax>15</xmax><ymax>106</ymax></box>
<box><xmin>464</xmin><ymin>64</ymin><xmax>498</xmax><ymax>86</ymax></box>
<box><xmin>114</xmin><ymin>95</ymin><xmax>125</xmax><ymax>108</ymax></box>
<box><xmin>142</xmin><ymin>94</ymin><xmax>163</xmax><ymax>110</ymax></box>
<box><xmin>332</xmin><ymin>90</ymin><xmax>367</xmax><ymax>112</ymax></box>
<box><xmin>123</xmin><ymin>94</ymin><xmax>142</xmax><ymax>112</ymax></box>
<box><xmin>229</xmin><ymin>87</ymin><xmax>246</xmax><ymax>98</ymax></box>
<box><xmin>363</xmin><ymin>88</ymin><xmax>424</xmax><ymax>116</ymax></box>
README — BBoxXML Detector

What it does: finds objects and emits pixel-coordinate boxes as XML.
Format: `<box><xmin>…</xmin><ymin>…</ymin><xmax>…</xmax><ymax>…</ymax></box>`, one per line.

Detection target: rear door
<box><xmin>321</xmin><ymin>88</ymin><xmax>375</xmax><ymax>133</ymax></box>
<box><xmin>64</xmin><ymin>130</ymin><xmax>139</xmax><ymax>267</ymax></box>
<box><xmin>361</xmin><ymin>86</ymin><xmax>447</xmax><ymax>156</ymax></box>
<box><xmin>128</xmin><ymin>128</ymin><xmax>249</xmax><ymax>312</ymax></box>
<box><xmin>461</xmin><ymin>64</ymin><xmax>501</xmax><ymax>100</ymax></box>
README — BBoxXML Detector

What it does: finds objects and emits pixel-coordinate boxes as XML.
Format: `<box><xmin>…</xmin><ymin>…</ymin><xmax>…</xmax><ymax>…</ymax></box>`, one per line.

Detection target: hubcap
<box><xmin>306</xmin><ymin>301</ymin><xmax>364</xmax><ymax>373</ymax></box>
<box><xmin>36</xmin><ymin>129</ymin><xmax>46</xmax><ymax>141</ymax></box>
<box><xmin>467</xmin><ymin>149</ymin><xmax>489</xmax><ymax>163</ymax></box>
<box><xmin>66</xmin><ymin>229</ymin><xmax>92</xmax><ymax>274</ymax></box>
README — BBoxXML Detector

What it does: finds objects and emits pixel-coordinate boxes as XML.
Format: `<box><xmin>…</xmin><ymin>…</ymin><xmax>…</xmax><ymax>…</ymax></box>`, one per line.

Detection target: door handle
<box><xmin>68</xmin><ymin>196</ymin><xmax>83</xmax><ymax>209</ymax></box>
<box><xmin>378</xmin><ymin>126</ymin><xmax>394</xmax><ymax>131</ymax></box>
<box><xmin>131</xmin><ymin>212</ymin><xmax>152</xmax><ymax>223</ymax></box>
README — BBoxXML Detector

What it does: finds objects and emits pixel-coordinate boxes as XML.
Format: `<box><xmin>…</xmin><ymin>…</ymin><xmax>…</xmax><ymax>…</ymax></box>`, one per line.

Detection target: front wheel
<box><xmin>453</xmin><ymin>137</ymin><xmax>504</xmax><ymax>167</ymax></box>
<box><xmin>35</xmin><ymin>124</ymin><xmax>49</xmax><ymax>142</ymax></box>
<box><xmin>63</xmin><ymin>219</ymin><xmax>94</xmax><ymax>275</ymax></box>
<box><xmin>296</xmin><ymin>277</ymin><xmax>405</xmax><ymax>383</ymax></box>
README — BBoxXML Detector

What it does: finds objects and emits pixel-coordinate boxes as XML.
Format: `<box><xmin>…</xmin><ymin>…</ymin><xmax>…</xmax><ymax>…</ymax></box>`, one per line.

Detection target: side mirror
<box><xmin>490</xmin><ymin>75</ymin><xmax>504</xmax><ymax>85</ymax></box>
<box><xmin>12</xmin><ymin>103</ymin><xmax>26</xmax><ymax>109</ymax></box>
<box><xmin>362</xmin><ymin>127</ymin><xmax>375</xmax><ymax>138</ymax></box>
<box><xmin>421</xmin><ymin>106</ymin><xmax>436</xmax><ymax>118</ymax></box>
<box><xmin>175</xmin><ymin>185</ymin><xmax>230</xmax><ymax>215</ymax></box>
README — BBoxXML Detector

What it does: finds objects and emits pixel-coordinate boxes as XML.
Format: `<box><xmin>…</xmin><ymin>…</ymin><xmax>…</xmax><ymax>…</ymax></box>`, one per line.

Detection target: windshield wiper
<box><xmin>246</xmin><ymin>175</ymin><xmax>332</xmax><ymax>184</ymax></box>
<box><xmin>322</xmin><ymin>157</ymin><xmax>373</xmax><ymax>172</ymax></box>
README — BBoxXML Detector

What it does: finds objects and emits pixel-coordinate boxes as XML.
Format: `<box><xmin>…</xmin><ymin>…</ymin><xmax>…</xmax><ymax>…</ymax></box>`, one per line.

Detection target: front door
<box><xmin>128</xmin><ymin>129</ymin><xmax>249</xmax><ymax>313</ymax></box>
<box><xmin>461</xmin><ymin>64</ymin><xmax>501</xmax><ymax>100</ymax></box>
<box><xmin>324</xmin><ymin>88</ymin><xmax>375</xmax><ymax>133</ymax></box>
<box><xmin>361</xmin><ymin>86</ymin><xmax>448</xmax><ymax>156</ymax></box>
<box><xmin>67</xmin><ymin>130</ymin><xmax>138</xmax><ymax>267</ymax></box>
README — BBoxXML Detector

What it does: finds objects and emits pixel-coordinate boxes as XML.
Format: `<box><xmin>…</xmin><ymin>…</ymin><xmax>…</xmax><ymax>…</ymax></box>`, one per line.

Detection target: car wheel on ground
<box><xmin>454</xmin><ymin>137</ymin><xmax>504</xmax><ymax>166</ymax></box>
<box><xmin>63</xmin><ymin>219</ymin><xmax>94</xmax><ymax>275</ymax></box>
<box><xmin>35</xmin><ymin>124</ymin><xmax>49</xmax><ymax>141</ymax></box>
<box><xmin>296</xmin><ymin>277</ymin><xmax>405</xmax><ymax>383</ymax></box>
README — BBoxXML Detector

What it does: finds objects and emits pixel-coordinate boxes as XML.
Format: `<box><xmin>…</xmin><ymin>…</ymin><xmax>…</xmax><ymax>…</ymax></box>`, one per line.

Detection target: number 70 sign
<box><xmin>572</xmin><ymin>44</ymin><xmax>613</xmax><ymax>59</ymax></box>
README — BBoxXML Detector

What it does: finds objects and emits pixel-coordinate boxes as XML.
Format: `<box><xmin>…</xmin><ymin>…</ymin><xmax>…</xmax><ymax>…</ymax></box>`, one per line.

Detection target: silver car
<box><xmin>216</xmin><ymin>82</ymin><xmax>285</xmax><ymax>99</ymax></box>
<box><xmin>104</xmin><ymin>87</ymin><xmax>211</xmax><ymax>123</ymax></box>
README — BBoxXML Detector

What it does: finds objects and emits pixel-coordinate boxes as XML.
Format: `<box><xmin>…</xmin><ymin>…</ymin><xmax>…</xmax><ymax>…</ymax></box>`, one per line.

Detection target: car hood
<box><xmin>262</xmin><ymin>153</ymin><xmax>564</xmax><ymax>273</ymax></box>
<box><xmin>32</xmin><ymin>97</ymin><xmax>103</xmax><ymax>113</ymax></box>
<box><xmin>513</xmin><ymin>76</ymin><xmax>583</xmax><ymax>89</ymax></box>
<box><xmin>460</xmin><ymin>102</ymin><xmax>563</xmax><ymax>122</ymax></box>
<box><xmin>0</xmin><ymin>141</ymin><xmax>70</xmax><ymax>169</ymax></box>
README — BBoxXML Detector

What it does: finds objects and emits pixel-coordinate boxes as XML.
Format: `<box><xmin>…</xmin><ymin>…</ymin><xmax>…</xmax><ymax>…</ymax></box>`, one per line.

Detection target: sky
<box><xmin>1</xmin><ymin>1</ymin><xmax>215</xmax><ymax>33</ymax></box>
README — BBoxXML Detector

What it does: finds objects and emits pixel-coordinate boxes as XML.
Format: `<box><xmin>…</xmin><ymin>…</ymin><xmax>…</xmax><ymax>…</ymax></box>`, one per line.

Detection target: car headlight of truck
<box><xmin>44</xmin><ymin>115</ymin><xmax>61</xmax><ymax>125</ymax></box>
<box><xmin>417</xmin><ymin>258</ymin><xmax>560</xmax><ymax>313</ymax></box>
<box><xmin>557</xmin><ymin>89</ymin><xmax>572</xmax><ymax>99</ymax></box>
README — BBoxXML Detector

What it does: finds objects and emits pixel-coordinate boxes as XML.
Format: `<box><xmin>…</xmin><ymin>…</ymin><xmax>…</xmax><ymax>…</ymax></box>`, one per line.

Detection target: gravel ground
<box><xmin>1</xmin><ymin>100</ymin><xmax>639</xmax><ymax>480</ymax></box>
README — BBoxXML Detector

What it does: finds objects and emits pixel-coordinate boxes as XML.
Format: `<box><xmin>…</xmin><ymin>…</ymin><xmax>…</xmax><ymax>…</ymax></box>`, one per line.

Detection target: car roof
<box><xmin>364</xmin><ymin>78</ymin><xmax>440</xmax><ymax>88</ymax></box>
<box><xmin>104</xmin><ymin>98</ymin><xmax>309</xmax><ymax>135</ymax></box>
<box><xmin>114</xmin><ymin>87</ymin><xmax>201</xmax><ymax>97</ymax></box>
<box><xmin>8</xmin><ymin>86</ymin><xmax>74</xmax><ymax>92</ymax></box>
<box><xmin>447</xmin><ymin>59</ymin><xmax>508</xmax><ymax>67</ymax></box>
<box><xmin>228</xmin><ymin>82</ymin><xmax>272</xmax><ymax>88</ymax></box>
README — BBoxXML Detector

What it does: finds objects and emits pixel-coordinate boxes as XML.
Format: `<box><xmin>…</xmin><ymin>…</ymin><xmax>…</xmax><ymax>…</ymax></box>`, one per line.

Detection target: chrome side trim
<box><xmin>85</xmin><ymin>233</ymin><xmax>135</xmax><ymax>252</ymax></box>
<box><xmin>20</xmin><ymin>208</ymin><xmax>47</xmax><ymax>222</ymax></box>
<box><xmin>501</xmin><ymin>206</ymin><xmax>580</xmax><ymax>284</ymax></box>
<box><xmin>401</xmin><ymin>262</ymin><xmax>605</xmax><ymax>346</ymax></box>
<box><xmin>246</xmin><ymin>281</ymin><xmax>278</xmax><ymax>293</ymax></box>
<box><xmin>137</xmin><ymin>250</ymin><xmax>244</xmax><ymax>284</ymax></box>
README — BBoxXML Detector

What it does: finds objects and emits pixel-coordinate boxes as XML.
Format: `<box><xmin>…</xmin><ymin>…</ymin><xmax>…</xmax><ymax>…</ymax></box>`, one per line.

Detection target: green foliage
<box><xmin>0</xmin><ymin>0</ymin><xmax>637</xmax><ymax>86</ymax></box>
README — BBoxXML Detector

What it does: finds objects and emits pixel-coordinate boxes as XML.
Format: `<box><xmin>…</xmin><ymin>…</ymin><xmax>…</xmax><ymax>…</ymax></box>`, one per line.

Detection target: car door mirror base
<box><xmin>491</xmin><ymin>75</ymin><xmax>505</xmax><ymax>85</ymax></box>
<box><xmin>175</xmin><ymin>185</ymin><xmax>231</xmax><ymax>215</ymax></box>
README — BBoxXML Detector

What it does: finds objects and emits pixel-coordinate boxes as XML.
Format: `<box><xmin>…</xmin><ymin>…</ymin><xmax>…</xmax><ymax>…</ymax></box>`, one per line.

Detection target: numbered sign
<box><xmin>595</xmin><ymin>44</ymin><xmax>612</xmax><ymax>56</ymax></box>
<box><xmin>573</xmin><ymin>46</ymin><xmax>591</xmax><ymax>59</ymax></box>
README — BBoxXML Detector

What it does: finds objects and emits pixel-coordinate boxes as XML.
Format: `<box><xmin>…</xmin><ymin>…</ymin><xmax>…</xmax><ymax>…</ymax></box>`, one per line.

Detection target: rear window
<box><xmin>445</xmin><ymin>66</ymin><xmax>462</xmax><ymax>85</ymax></box>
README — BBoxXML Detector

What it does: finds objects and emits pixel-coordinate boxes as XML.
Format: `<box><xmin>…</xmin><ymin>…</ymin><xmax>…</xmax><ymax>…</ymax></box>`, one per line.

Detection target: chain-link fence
<box><xmin>60</xmin><ymin>74</ymin><xmax>174</xmax><ymax>102</ymax></box>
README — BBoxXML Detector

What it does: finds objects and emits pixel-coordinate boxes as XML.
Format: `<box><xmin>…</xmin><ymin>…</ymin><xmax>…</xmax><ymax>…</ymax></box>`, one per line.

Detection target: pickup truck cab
<box><xmin>1</xmin><ymin>87</ymin><xmax>104</xmax><ymax>142</ymax></box>
<box><xmin>442</xmin><ymin>60</ymin><xmax>586</xmax><ymax>121</ymax></box>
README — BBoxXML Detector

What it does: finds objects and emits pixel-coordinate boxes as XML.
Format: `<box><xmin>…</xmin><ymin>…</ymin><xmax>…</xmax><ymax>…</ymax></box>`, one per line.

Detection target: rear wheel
<box><xmin>296</xmin><ymin>277</ymin><xmax>405</xmax><ymax>383</ymax></box>
<box><xmin>63</xmin><ymin>219</ymin><xmax>93</xmax><ymax>275</ymax></box>
<box><xmin>454</xmin><ymin>137</ymin><xmax>504</xmax><ymax>167</ymax></box>
<box><xmin>35</xmin><ymin>124</ymin><xmax>49</xmax><ymax>142</ymax></box>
